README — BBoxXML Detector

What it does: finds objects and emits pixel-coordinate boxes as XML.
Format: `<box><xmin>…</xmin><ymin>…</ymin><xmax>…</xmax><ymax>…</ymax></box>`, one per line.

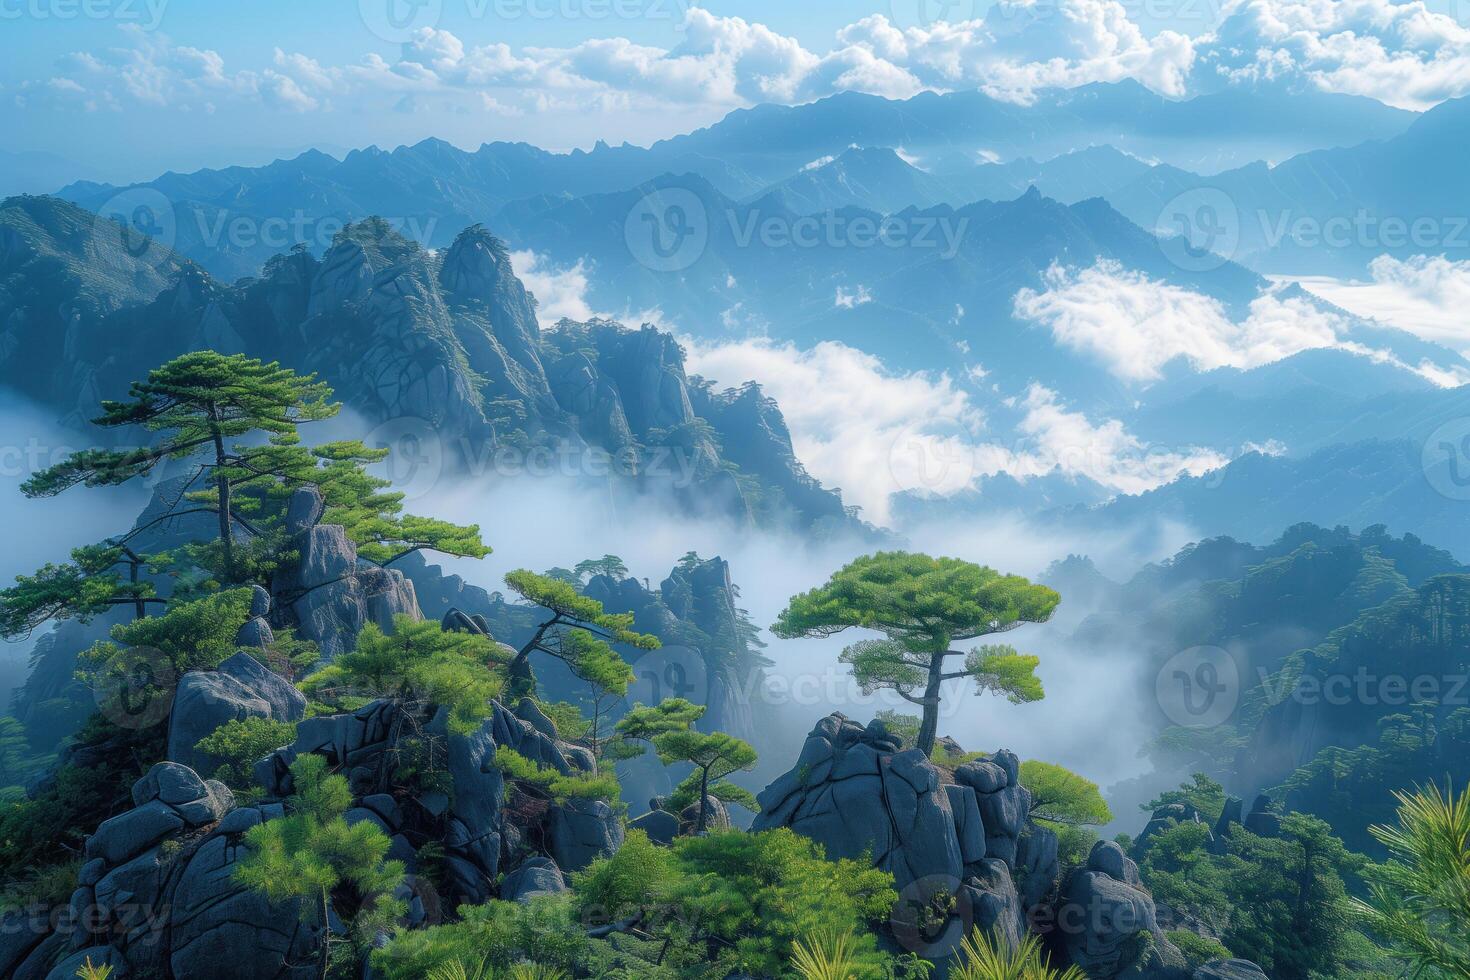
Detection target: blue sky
<box><xmin>3</xmin><ymin>0</ymin><xmax>1469</xmax><ymax>184</ymax></box>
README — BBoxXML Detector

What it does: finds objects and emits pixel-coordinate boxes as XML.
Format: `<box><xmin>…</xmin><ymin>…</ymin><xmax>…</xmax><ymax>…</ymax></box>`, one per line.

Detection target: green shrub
<box><xmin>194</xmin><ymin>716</ymin><xmax>298</xmax><ymax>791</ymax></box>
<box><xmin>1167</xmin><ymin>931</ymin><xmax>1232</xmax><ymax>969</ymax></box>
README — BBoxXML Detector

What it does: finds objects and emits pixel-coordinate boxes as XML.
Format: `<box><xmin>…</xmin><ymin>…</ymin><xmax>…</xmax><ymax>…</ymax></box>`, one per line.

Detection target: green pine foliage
<box><xmin>0</xmin><ymin>544</ymin><xmax>164</xmax><ymax>641</ymax></box>
<box><xmin>616</xmin><ymin>698</ymin><xmax>759</xmax><ymax>832</ymax></box>
<box><xmin>502</xmin><ymin>569</ymin><xmax>655</xmax><ymax>698</ymax></box>
<box><xmin>492</xmin><ymin>747</ymin><xmax>621</xmax><ymax>803</ymax></box>
<box><xmin>773</xmin><ymin>552</ymin><xmax>1059</xmax><ymax>755</ymax></box>
<box><xmin>369</xmin><ymin>895</ymin><xmax>590</xmax><ymax>979</ymax></box>
<box><xmin>79</xmin><ymin>587</ymin><xmax>255</xmax><ymax>684</ymax></box>
<box><xmin>1137</xmin><ymin>783</ymin><xmax>1386</xmax><ymax>979</ymax></box>
<box><xmin>1350</xmin><ymin>783</ymin><xmax>1470</xmax><ymax>978</ymax></box>
<box><xmin>571</xmin><ymin>828</ymin><xmax>902</xmax><ymax>979</ymax></box>
<box><xmin>194</xmin><ymin>716</ymin><xmax>299</xmax><ymax>792</ymax></box>
<box><xmin>302</xmin><ymin>616</ymin><xmax>509</xmax><ymax>734</ymax></box>
<box><xmin>235</xmin><ymin>755</ymin><xmax>404</xmax><ymax>976</ymax></box>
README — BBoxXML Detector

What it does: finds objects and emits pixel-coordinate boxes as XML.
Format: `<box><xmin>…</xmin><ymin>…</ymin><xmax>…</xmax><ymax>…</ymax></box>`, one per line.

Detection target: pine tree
<box><xmin>23</xmin><ymin>351</ymin><xmax>337</xmax><ymax>581</ymax></box>
<box><xmin>773</xmin><ymin>552</ymin><xmax>1059</xmax><ymax>755</ymax></box>
<box><xmin>501</xmin><ymin>570</ymin><xmax>657</xmax><ymax>699</ymax></box>
<box><xmin>616</xmin><ymin>698</ymin><xmax>758</xmax><ymax>833</ymax></box>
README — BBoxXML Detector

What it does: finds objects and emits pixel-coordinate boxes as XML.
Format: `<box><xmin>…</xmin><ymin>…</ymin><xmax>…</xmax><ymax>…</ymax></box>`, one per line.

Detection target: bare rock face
<box><xmin>753</xmin><ymin>713</ymin><xmax>1037</xmax><ymax>962</ymax></box>
<box><xmin>270</xmin><ymin>487</ymin><xmax>421</xmax><ymax>660</ymax></box>
<box><xmin>1056</xmin><ymin>841</ymin><xmax>1186</xmax><ymax>979</ymax></box>
<box><xmin>1194</xmin><ymin>960</ymin><xmax>1269</xmax><ymax>980</ymax></box>
<box><xmin>23</xmin><ymin>760</ymin><xmax>317</xmax><ymax>980</ymax></box>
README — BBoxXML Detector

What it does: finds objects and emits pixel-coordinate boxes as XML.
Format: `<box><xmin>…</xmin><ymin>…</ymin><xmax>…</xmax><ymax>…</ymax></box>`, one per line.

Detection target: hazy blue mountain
<box><xmin>1070</xmin><ymin>439</ymin><xmax>1470</xmax><ymax>560</ymax></box>
<box><xmin>750</xmin><ymin>145</ymin><xmax>1158</xmax><ymax>213</ymax></box>
<box><xmin>48</xmin><ymin>82</ymin><xmax>1412</xmax><ymax>281</ymax></box>
<box><xmin>937</xmin><ymin>145</ymin><xmax>1157</xmax><ymax>206</ymax></box>
<box><xmin>654</xmin><ymin>82</ymin><xmax>1413</xmax><ymax>180</ymax></box>
<box><xmin>749</xmin><ymin>147</ymin><xmax>963</xmax><ymax>213</ymax></box>
<box><xmin>1104</xmin><ymin>95</ymin><xmax>1470</xmax><ymax>275</ymax></box>
<box><xmin>495</xmin><ymin>176</ymin><xmax>1269</xmax><ymax>394</ymax></box>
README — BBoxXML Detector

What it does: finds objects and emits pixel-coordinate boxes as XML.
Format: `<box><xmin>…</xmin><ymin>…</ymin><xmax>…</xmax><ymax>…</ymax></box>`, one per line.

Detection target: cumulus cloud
<box><xmin>509</xmin><ymin>250</ymin><xmax>606</xmax><ymax>328</ymax></box>
<box><xmin>1195</xmin><ymin>0</ymin><xmax>1470</xmax><ymax>109</ymax></box>
<box><xmin>683</xmin><ymin>338</ymin><xmax>982</xmax><ymax>523</ymax></box>
<box><xmin>1295</xmin><ymin>255</ymin><xmax>1470</xmax><ymax>356</ymax></box>
<box><xmin>683</xmin><ymin>337</ymin><xmax>1226</xmax><ymax>525</ymax></box>
<box><xmin>1014</xmin><ymin>260</ymin><xmax>1466</xmax><ymax>386</ymax></box>
<box><xmin>22</xmin><ymin>0</ymin><xmax>1470</xmax><ymax>126</ymax></box>
<box><xmin>17</xmin><ymin>3</ymin><xmax>1199</xmax><ymax>122</ymax></box>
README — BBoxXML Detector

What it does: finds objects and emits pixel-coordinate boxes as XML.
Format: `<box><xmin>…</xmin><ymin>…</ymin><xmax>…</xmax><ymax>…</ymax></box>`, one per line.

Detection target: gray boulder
<box><xmin>754</xmin><ymin>714</ymin><xmax>1026</xmax><ymax>962</ymax></box>
<box><xmin>272</xmin><ymin>519</ymin><xmax>420</xmax><ymax>660</ymax></box>
<box><xmin>1057</xmin><ymin>840</ymin><xmax>1185</xmax><ymax>979</ymax></box>
<box><xmin>168</xmin><ymin>834</ymin><xmax>320</xmax><ymax>979</ymax></box>
<box><xmin>132</xmin><ymin>761</ymin><xmax>208</xmax><ymax>808</ymax></box>
<box><xmin>549</xmin><ymin>799</ymin><xmax>623</xmax><ymax>873</ymax></box>
<box><xmin>1015</xmin><ymin>825</ymin><xmax>1060</xmax><ymax>911</ymax></box>
<box><xmin>629</xmin><ymin>806</ymin><xmax>680</xmax><ymax>846</ymax></box>
<box><xmin>166</xmin><ymin>671</ymin><xmax>272</xmax><ymax>772</ymax></box>
<box><xmin>218</xmin><ymin>652</ymin><xmax>307</xmax><ymax>723</ymax></box>
<box><xmin>501</xmin><ymin>857</ymin><xmax>568</xmax><ymax>903</ymax></box>
<box><xmin>86</xmin><ymin>801</ymin><xmax>184</xmax><ymax>866</ymax></box>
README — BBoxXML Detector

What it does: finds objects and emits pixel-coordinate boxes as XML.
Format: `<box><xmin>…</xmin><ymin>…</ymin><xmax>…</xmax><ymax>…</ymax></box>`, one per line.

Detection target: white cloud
<box><xmin>508</xmin><ymin>250</ymin><xmax>604</xmax><ymax>328</ymax></box>
<box><xmin>26</xmin><ymin>0</ymin><xmax>1470</xmax><ymax>125</ymax></box>
<box><xmin>834</xmin><ymin>284</ymin><xmax>873</xmax><ymax>308</ymax></box>
<box><xmin>1014</xmin><ymin>260</ymin><xmax>1467</xmax><ymax>386</ymax></box>
<box><xmin>1196</xmin><ymin>0</ymin><xmax>1470</xmax><ymax>109</ymax></box>
<box><xmin>682</xmin><ymin>337</ymin><xmax>1227</xmax><ymax>525</ymax></box>
<box><xmin>1015</xmin><ymin>384</ymin><xmax>1228</xmax><ymax>493</ymax></box>
<box><xmin>1294</xmin><ymin>255</ymin><xmax>1470</xmax><ymax>355</ymax></box>
<box><xmin>22</xmin><ymin>3</ymin><xmax>1198</xmax><ymax>121</ymax></box>
<box><xmin>683</xmin><ymin>338</ymin><xmax>981</xmax><ymax>524</ymax></box>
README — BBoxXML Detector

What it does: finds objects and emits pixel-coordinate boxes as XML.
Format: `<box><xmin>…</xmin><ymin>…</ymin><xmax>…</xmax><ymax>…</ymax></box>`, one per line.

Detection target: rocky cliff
<box><xmin>0</xmin><ymin>195</ymin><xmax>863</xmax><ymax>533</ymax></box>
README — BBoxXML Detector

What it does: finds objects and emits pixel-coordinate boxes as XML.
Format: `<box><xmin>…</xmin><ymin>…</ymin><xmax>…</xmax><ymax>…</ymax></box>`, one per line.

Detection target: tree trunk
<box><xmin>696</xmin><ymin>766</ymin><xmax>711</xmax><ymax>834</ymax></box>
<box><xmin>129</xmin><ymin>555</ymin><xmax>146</xmax><ymax>620</ymax></box>
<box><xmin>210</xmin><ymin>414</ymin><xmax>234</xmax><ymax>581</ymax></box>
<box><xmin>318</xmin><ymin>890</ymin><xmax>331</xmax><ymax>980</ymax></box>
<box><xmin>914</xmin><ymin>658</ymin><xmax>945</xmax><ymax>757</ymax></box>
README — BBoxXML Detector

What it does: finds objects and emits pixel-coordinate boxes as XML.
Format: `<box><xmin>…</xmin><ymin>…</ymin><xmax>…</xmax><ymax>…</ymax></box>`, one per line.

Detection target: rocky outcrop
<box><xmin>0</xmin><ymin>198</ymin><xmax>861</xmax><ymax>537</ymax></box>
<box><xmin>1134</xmin><ymin>801</ymin><xmax>1214</xmax><ymax>855</ymax></box>
<box><xmin>1055</xmin><ymin>841</ymin><xmax>1186</xmax><ymax>979</ymax></box>
<box><xmin>255</xmin><ymin>694</ymin><xmax>614</xmax><ymax>906</ymax></box>
<box><xmin>753</xmin><ymin>714</ymin><xmax>1039</xmax><ymax>960</ymax></box>
<box><xmin>270</xmin><ymin>487</ymin><xmax>420</xmax><ymax>659</ymax></box>
<box><xmin>166</xmin><ymin>648</ymin><xmax>306</xmax><ymax>772</ymax></box>
<box><xmin>17</xmin><ymin>761</ymin><xmax>321</xmax><ymax>980</ymax></box>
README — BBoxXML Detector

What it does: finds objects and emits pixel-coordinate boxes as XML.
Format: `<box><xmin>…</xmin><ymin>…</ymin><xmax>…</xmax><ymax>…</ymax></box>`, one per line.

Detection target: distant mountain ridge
<box><xmin>51</xmin><ymin>82</ymin><xmax>1415</xmax><ymax>281</ymax></box>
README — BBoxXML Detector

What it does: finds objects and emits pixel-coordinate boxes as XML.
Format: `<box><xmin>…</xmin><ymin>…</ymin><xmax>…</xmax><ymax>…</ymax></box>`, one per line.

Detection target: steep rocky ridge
<box><xmin>0</xmin><ymin>195</ymin><xmax>860</xmax><ymax>533</ymax></box>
